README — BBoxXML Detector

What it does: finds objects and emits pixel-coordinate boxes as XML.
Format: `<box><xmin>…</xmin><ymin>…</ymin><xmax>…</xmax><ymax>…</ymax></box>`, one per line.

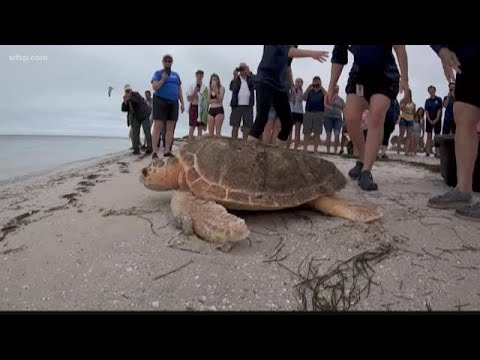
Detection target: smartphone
<box><xmin>165</xmin><ymin>67</ymin><xmax>171</xmax><ymax>76</ymax></box>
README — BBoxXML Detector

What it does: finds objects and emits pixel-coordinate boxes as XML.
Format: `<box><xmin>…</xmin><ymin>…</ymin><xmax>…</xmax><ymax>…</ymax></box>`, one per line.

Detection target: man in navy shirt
<box><xmin>443</xmin><ymin>82</ymin><xmax>456</xmax><ymax>134</ymax></box>
<box><xmin>303</xmin><ymin>76</ymin><xmax>326</xmax><ymax>153</ymax></box>
<box><xmin>326</xmin><ymin>45</ymin><xmax>409</xmax><ymax>191</ymax></box>
<box><xmin>424</xmin><ymin>85</ymin><xmax>443</xmax><ymax>156</ymax></box>
<box><xmin>428</xmin><ymin>45</ymin><xmax>480</xmax><ymax>221</ymax></box>
<box><xmin>248</xmin><ymin>45</ymin><xmax>329</xmax><ymax>146</ymax></box>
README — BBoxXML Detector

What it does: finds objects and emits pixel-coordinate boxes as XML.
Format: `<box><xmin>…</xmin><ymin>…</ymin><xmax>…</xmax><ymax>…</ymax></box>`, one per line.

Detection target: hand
<box><xmin>438</xmin><ymin>47</ymin><xmax>461</xmax><ymax>83</ymax></box>
<box><xmin>311</xmin><ymin>50</ymin><xmax>329</xmax><ymax>63</ymax></box>
<box><xmin>180</xmin><ymin>103</ymin><xmax>185</xmax><ymax>113</ymax></box>
<box><xmin>233</xmin><ymin>70</ymin><xmax>239</xmax><ymax>78</ymax></box>
<box><xmin>324</xmin><ymin>85</ymin><xmax>336</xmax><ymax>108</ymax></box>
<box><xmin>399</xmin><ymin>77</ymin><xmax>409</xmax><ymax>94</ymax></box>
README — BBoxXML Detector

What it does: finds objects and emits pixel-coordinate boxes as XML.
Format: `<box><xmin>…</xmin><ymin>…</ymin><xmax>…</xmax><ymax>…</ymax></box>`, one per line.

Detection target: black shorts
<box><xmin>208</xmin><ymin>107</ymin><xmax>224</xmax><ymax>117</ymax></box>
<box><xmin>442</xmin><ymin>118</ymin><xmax>456</xmax><ymax>135</ymax></box>
<box><xmin>345</xmin><ymin>64</ymin><xmax>400</xmax><ymax>103</ymax></box>
<box><xmin>425</xmin><ymin>119</ymin><xmax>442</xmax><ymax>134</ymax></box>
<box><xmin>455</xmin><ymin>53</ymin><xmax>480</xmax><ymax>109</ymax></box>
<box><xmin>291</xmin><ymin>112</ymin><xmax>303</xmax><ymax>123</ymax></box>
<box><xmin>153</xmin><ymin>96</ymin><xmax>179</xmax><ymax>121</ymax></box>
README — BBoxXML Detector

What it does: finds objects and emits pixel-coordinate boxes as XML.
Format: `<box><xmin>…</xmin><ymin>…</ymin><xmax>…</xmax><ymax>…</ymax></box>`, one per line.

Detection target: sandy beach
<box><xmin>1</xmin><ymin>141</ymin><xmax>479</xmax><ymax>311</ymax></box>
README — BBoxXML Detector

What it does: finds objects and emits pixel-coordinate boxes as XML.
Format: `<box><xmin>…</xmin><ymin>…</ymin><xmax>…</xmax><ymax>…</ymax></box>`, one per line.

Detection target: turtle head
<box><xmin>140</xmin><ymin>157</ymin><xmax>183</xmax><ymax>191</ymax></box>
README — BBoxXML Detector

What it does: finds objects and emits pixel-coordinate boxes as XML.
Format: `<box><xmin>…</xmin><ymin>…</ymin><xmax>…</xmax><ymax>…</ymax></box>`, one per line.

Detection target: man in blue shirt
<box><xmin>248</xmin><ymin>45</ymin><xmax>329</xmax><ymax>146</ymax></box>
<box><xmin>151</xmin><ymin>54</ymin><xmax>185</xmax><ymax>159</ymax></box>
<box><xmin>326</xmin><ymin>45</ymin><xmax>409</xmax><ymax>191</ymax></box>
<box><xmin>424</xmin><ymin>85</ymin><xmax>443</xmax><ymax>156</ymax></box>
<box><xmin>428</xmin><ymin>45</ymin><xmax>480</xmax><ymax>221</ymax></box>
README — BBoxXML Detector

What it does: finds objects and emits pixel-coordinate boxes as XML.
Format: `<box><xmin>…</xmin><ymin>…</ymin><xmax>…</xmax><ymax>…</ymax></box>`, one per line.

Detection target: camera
<box><xmin>196</xmin><ymin>83</ymin><xmax>201</xmax><ymax>90</ymax></box>
<box><xmin>236</xmin><ymin>66</ymin><xmax>245</xmax><ymax>72</ymax></box>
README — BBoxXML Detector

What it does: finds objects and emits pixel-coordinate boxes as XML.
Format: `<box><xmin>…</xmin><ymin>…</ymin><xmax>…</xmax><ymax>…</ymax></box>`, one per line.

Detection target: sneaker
<box><xmin>358</xmin><ymin>170</ymin><xmax>378</xmax><ymax>191</ymax></box>
<box><xmin>348</xmin><ymin>161</ymin><xmax>364</xmax><ymax>180</ymax></box>
<box><xmin>455</xmin><ymin>202</ymin><xmax>480</xmax><ymax>222</ymax></box>
<box><xmin>152</xmin><ymin>153</ymin><xmax>159</xmax><ymax>159</ymax></box>
<box><xmin>164</xmin><ymin>152</ymin><xmax>174</xmax><ymax>157</ymax></box>
<box><xmin>145</xmin><ymin>149</ymin><xmax>152</xmax><ymax>155</ymax></box>
<box><xmin>132</xmin><ymin>149</ymin><xmax>140</xmax><ymax>155</ymax></box>
<box><xmin>339</xmin><ymin>149</ymin><xmax>344</xmax><ymax>154</ymax></box>
<box><xmin>427</xmin><ymin>188</ymin><xmax>472</xmax><ymax>209</ymax></box>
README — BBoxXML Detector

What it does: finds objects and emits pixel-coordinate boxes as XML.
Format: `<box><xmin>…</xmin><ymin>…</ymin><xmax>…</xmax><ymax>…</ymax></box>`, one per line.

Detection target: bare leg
<box><xmin>455</xmin><ymin>102</ymin><xmax>480</xmax><ymax>194</ymax></box>
<box><xmin>188</xmin><ymin>126</ymin><xmax>195</xmax><ymax>141</ymax></box>
<box><xmin>152</xmin><ymin>120</ymin><xmax>164</xmax><ymax>154</ymax></box>
<box><xmin>231</xmin><ymin>126</ymin><xmax>239</xmax><ymax>140</ymax></box>
<box><xmin>313</xmin><ymin>134</ymin><xmax>321</xmax><ymax>153</ymax></box>
<box><xmin>303</xmin><ymin>133</ymin><xmax>310</xmax><ymax>153</ymax></box>
<box><xmin>333</xmin><ymin>130</ymin><xmax>340</xmax><ymax>153</ymax></box>
<box><xmin>242</xmin><ymin>127</ymin><xmax>250</xmax><ymax>141</ymax></box>
<box><xmin>405</xmin><ymin>127</ymin><xmax>413</xmax><ymax>155</ymax></box>
<box><xmin>426</xmin><ymin>132</ymin><xmax>433</xmax><ymax>155</ymax></box>
<box><xmin>170</xmin><ymin>191</ymin><xmax>249</xmax><ymax>243</ymax></box>
<box><xmin>326</xmin><ymin>131</ymin><xmax>332</xmax><ymax>153</ymax></box>
<box><xmin>294</xmin><ymin>122</ymin><xmax>301</xmax><ymax>150</ymax></box>
<box><xmin>306</xmin><ymin>195</ymin><xmax>383</xmax><ymax>223</ymax></box>
<box><xmin>397</xmin><ymin>127</ymin><xmax>405</xmax><ymax>154</ymax></box>
<box><xmin>363</xmin><ymin>94</ymin><xmax>389</xmax><ymax>171</ymax></box>
<box><xmin>197</xmin><ymin>126</ymin><xmax>203</xmax><ymax>137</ymax></box>
<box><xmin>164</xmin><ymin>120</ymin><xmax>175</xmax><ymax>154</ymax></box>
<box><xmin>272</xmin><ymin>119</ymin><xmax>281</xmax><ymax>146</ymax></box>
<box><xmin>263</xmin><ymin>120</ymin><xmax>274</xmax><ymax>145</ymax></box>
<box><xmin>344</xmin><ymin>94</ymin><xmax>369</xmax><ymax>163</ymax></box>
<box><xmin>208</xmin><ymin>115</ymin><xmax>215</xmax><ymax>135</ymax></box>
<box><xmin>215</xmin><ymin>114</ymin><xmax>224</xmax><ymax>137</ymax></box>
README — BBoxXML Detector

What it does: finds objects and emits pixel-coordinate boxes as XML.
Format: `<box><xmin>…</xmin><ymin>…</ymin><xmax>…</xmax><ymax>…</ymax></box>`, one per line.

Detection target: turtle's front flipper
<box><xmin>306</xmin><ymin>195</ymin><xmax>383</xmax><ymax>223</ymax></box>
<box><xmin>171</xmin><ymin>191</ymin><xmax>249</xmax><ymax>243</ymax></box>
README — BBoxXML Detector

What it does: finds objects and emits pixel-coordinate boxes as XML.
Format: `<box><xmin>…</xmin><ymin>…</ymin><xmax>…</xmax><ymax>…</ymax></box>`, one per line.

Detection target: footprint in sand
<box><xmin>117</xmin><ymin>161</ymin><xmax>130</xmax><ymax>174</ymax></box>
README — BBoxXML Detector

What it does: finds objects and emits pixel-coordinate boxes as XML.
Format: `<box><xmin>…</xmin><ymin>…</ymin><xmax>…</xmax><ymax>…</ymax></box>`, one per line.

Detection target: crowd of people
<box><xmin>121</xmin><ymin>45</ymin><xmax>480</xmax><ymax>221</ymax></box>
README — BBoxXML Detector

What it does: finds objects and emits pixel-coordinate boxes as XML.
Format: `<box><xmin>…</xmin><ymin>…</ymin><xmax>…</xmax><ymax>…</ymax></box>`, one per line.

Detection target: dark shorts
<box><xmin>291</xmin><ymin>112</ymin><xmax>303</xmax><ymax>124</ymax></box>
<box><xmin>189</xmin><ymin>104</ymin><xmax>200</xmax><ymax>127</ymax></box>
<box><xmin>455</xmin><ymin>53</ymin><xmax>480</xmax><ymax>109</ymax></box>
<box><xmin>230</xmin><ymin>105</ymin><xmax>254</xmax><ymax>128</ymax></box>
<box><xmin>208</xmin><ymin>107</ymin><xmax>224</xmax><ymax>117</ymax></box>
<box><xmin>425</xmin><ymin>119</ymin><xmax>442</xmax><ymax>134</ymax></box>
<box><xmin>324</xmin><ymin>116</ymin><xmax>342</xmax><ymax>133</ymax></box>
<box><xmin>153</xmin><ymin>96</ymin><xmax>179</xmax><ymax>121</ymax></box>
<box><xmin>399</xmin><ymin>118</ymin><xmax>414</xmax><ymax>128</ymax></box>
<box><xmin>345</xmin><ymin>64</ymin><xmax>400</xmax><ymax>103</ymax></box>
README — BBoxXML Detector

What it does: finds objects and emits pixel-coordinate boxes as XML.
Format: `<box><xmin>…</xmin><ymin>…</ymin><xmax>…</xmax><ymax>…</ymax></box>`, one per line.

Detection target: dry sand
<box><xmin>0</xmin><ymin>143</ymin><xmax>479</xmax><ymax>311</ymax></box>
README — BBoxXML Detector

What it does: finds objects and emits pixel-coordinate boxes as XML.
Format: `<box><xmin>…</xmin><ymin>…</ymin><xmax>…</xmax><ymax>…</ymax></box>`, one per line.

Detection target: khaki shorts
<box><xmin>303</xmin><ymin>111</ymin><xmax>324</xmax><ymax>135</ymax></box>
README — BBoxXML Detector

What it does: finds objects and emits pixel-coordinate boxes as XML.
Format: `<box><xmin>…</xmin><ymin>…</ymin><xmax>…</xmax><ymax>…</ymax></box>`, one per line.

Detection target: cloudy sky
<box><xmin>0</xmin><ymin>45</ymin><xmax>448</xmax><ymax>138</ymax></box>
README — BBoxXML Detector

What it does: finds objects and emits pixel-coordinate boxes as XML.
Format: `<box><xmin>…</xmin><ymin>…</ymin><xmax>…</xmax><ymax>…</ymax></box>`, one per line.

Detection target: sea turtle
<box><xmin>140</xmin><ymin>137</ymin><xmax>383</xmax><ymax>244</ymax></box>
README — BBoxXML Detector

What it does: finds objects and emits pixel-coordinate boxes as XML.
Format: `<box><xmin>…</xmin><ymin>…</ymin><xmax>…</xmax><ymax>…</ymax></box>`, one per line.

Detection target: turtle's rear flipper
<box><xmin>306</xmin><ymin>195</ymin><xmax>383</xmax><ymax>223</ymax></box>
<box><xmin>171</xmin><ymin>191</ymin><xmax>249</xmax><ymax>243</ymax></box>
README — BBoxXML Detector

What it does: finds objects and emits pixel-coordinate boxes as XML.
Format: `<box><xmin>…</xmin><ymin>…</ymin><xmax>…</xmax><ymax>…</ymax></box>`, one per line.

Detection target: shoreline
<box><xmin>0</xmin><ymin>141</ymin><xmax>479</xmax><ymax>311</ymax></box>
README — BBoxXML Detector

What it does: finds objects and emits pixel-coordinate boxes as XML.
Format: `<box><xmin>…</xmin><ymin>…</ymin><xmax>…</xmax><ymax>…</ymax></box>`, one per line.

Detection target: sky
<box><xmin>0</xmin><ymin>45</ymin><xmax>449</xmax><ymax>138</ymax></box>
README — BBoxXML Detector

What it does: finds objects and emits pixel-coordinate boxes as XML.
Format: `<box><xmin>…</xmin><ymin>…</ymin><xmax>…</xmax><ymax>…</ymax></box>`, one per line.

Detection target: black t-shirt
<box><xmin>255</xmin><ymin>45</ymin><xmax>296</xmax><ymax>91</ymax></box>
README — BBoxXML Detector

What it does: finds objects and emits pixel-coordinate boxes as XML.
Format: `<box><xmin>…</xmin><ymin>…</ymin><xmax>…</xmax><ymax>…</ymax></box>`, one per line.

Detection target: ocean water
<box><xmin>0</xmin><ymin>135</ymin><xmax>130</xmax><ymax>183</ymax></box>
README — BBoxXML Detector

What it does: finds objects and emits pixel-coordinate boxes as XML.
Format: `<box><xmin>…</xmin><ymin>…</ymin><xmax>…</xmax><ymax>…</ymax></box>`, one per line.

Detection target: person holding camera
<box><xmin>121</xmin><ymin>84</ymin><xmax>152</xmax><ymax>155</ymax></box>
<box><xmin>151</xmin><ymin>54</ymin><xmax>185</xmax><ymax>158</ymax></box>
<box><xmin>186</xmin><ymin>69</ymin><xmax>207</xmax><ymax>141</ymax></box>
<box><xmin>230</xmin><ymin>62</ymin><xmax>255</xmax><ymax>140</ymax></box>
<box><xmin>303</xmin><ymin>76</ymin><xmax>327</xmax><ymax>153</ymax></box>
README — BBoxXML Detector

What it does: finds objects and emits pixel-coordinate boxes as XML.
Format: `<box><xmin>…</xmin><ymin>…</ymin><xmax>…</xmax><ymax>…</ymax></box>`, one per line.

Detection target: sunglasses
<box><xmin>163</xmin><ymin>58</ymin><xmax>172</xmax><ymax>63</ymax></box>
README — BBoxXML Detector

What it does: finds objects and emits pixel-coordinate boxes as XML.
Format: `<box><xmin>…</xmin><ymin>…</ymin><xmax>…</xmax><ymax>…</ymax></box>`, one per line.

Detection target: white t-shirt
<box><xmin>237</xmin><ymin>77</ymin><xmax>251</xmax><ymax>106</ymax></box>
